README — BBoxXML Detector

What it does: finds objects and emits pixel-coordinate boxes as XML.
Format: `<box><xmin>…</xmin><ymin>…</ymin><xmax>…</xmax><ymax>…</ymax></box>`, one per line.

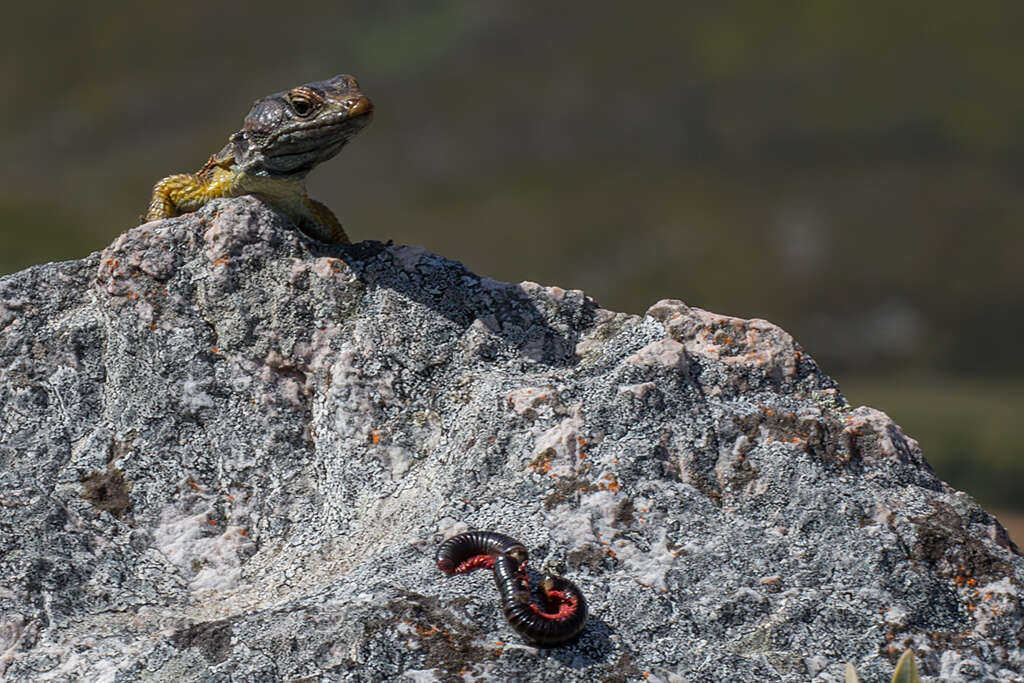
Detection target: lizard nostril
<box><xmin>347</xmin><ymin>97</ymin><xmax>373</xmax><ymax>117</ymax></box>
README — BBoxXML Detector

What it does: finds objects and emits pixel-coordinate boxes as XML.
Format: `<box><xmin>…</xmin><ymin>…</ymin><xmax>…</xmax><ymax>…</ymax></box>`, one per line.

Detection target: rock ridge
<box><xmin>0</xmin><ymin>196</ymin><xmax>1021</xmax><ymax>681</ymax></box>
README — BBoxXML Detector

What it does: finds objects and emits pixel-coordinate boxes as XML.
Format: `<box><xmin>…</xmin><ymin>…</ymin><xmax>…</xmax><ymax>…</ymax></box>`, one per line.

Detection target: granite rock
<box><xmin>0</xmin><ymin>196</ymin><xmax>1021</xmax><ymax>681</ymax></box>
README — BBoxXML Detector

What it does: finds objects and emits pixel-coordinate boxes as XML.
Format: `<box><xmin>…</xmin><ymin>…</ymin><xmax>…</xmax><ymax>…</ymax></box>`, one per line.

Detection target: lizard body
<box><xmin>146</xmin><ymin>74</ymin><xmax>372</xmax><ymax>243</ymax></box>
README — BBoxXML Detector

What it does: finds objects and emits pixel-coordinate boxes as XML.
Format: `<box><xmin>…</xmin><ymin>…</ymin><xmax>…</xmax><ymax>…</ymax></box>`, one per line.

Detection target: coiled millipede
<box><xmin>435</xmin><ymin>530</ymin><xmax>588</xmax><ymax>646</ymax></box>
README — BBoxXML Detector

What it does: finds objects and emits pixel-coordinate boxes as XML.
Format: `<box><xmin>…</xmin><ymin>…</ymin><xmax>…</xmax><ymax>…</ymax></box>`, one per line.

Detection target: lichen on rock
<box><xmin>0</xmin><ymin>196</ymin><xmax>1021</xmax><ymax>681</ymax></box>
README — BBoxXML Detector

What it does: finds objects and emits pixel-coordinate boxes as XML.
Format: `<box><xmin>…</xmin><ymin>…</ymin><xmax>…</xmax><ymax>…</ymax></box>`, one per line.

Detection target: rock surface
<box><xmin>1</xmin><ymin>196</ymin><xmax>1021</xmax><ymax>682</ymax></box>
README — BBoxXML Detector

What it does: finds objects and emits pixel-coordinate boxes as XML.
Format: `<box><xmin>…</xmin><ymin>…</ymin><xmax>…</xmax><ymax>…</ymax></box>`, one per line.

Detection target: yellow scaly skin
<box><xmin>145</xmin><ymin>75</ymin><xmax>373</xmax><ymax>244</ymax></box>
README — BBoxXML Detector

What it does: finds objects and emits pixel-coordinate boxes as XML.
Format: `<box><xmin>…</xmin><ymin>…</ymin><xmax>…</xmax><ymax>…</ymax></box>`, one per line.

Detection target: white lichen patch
<box><xmin>625</xmin><ymin>338</ymin><xmax>687</xmax><ymax>371</ymax></box>
<box><xmin>380</xmin><ymin>446</ymin><xmax>413</xmax><ymax>479</ymax></box>
<box><xmin>179</xmin><ymin>379</ymin><xmax>215</xmax><ymax>414</ymax></box>
<box><xmin>546</xmin><ymin>488</ymin><xmax>678</xmax><ymax>591</ymax></box>
<box><xmin>0</xmin><ymin>613</ymin><xmax>30</xmax><ymax>670</ymax></box>
<box><xmin>505</xmin><ymin>385</ymin><xmax>558</xmax><ymax>418</ymax></box>
<box><xmin>883</xmin><ymin>604</ymin><xmax>909</xmax><ymax>629</ymax></box>
<box><xmin>528</xmin><ymin>406</ymin><xmax>584</xmax><ymax>476</ymax></box>
<box><xmin>610</xmin><ymin>528</ymin><xmax>678</xmax><ymax>591</ymax></box>
<box><xmin>436</xmin><ymin>518</ymin><xmax>470</xmax><ymax>541</ymax></box>
<box><xmin>328</xmin><ymin>349</ymin><xmax>395</xmax><ymax>440</ymax></box>
<box><xmin>970</xmin><ymin>576</ymin><xmax>1021</xmax><ymax>637</ymax></box>
<box><xmin>152</xmin><ymin>491</ymin><xmax>254</xmax><ymax>595</ymax></box>
<box><xmin>617</xmin><ymin>381</ymin><xmax>661</xmax><ymax>401</ymax></box>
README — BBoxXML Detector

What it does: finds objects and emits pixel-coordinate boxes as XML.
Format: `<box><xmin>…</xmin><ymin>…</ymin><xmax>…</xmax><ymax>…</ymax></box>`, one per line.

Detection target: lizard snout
<box><xmin>346</xmin><ymin>96</ymin><xmax>373</xmax><ymax>118</ymax></box>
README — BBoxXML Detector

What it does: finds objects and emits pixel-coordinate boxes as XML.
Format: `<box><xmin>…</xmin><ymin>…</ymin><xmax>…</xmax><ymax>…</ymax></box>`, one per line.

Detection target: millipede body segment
<box><xmin>435</xmin><ymin>530</ymin><xmax>526</xmax><ymax>575</ymax></box>
<box><xmin>435</xmin><ymin>530</ymin><xmax>588</xmax><ymax>646</ymax></box>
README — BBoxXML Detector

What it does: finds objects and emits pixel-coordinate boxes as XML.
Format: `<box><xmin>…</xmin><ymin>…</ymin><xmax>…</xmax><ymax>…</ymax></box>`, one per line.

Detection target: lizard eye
<box><xmin>288</xmin><ymin>95</ymin><xmax>315</xmax><ymax>118</ymax></box>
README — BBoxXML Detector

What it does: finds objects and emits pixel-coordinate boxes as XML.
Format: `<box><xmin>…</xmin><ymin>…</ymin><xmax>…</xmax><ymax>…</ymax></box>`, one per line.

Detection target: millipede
<box><xmin>435</xmin><ymin>530</ymin><xmax>527</xmax><ymax>575</ymax></box>
<box><xmin>435</xmin><ymin>530</ymin><xmax>588</xmax><ymax>646</ymax></box>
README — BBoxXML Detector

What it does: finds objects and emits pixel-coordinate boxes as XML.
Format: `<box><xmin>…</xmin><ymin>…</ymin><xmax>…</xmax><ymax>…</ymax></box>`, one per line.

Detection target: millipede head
<box><xmin>506</xmin><ymin>545</ymin><xmax>529</xmax><ymax>568</ymax></box>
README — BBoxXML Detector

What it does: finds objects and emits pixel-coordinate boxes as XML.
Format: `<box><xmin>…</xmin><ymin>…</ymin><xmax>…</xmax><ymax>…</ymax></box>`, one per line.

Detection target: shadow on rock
<box><xmin>336</xmin><ymin>240</ymin><xmax>593</xmax><ymax>368</ymax></box>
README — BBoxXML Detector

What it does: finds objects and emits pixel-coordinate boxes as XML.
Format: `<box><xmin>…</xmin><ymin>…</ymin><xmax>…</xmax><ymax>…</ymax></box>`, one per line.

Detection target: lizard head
<box><xmin>232</xmin><ymin>74</ymin><xmax>373</xmax><ymax>178</ymax></box>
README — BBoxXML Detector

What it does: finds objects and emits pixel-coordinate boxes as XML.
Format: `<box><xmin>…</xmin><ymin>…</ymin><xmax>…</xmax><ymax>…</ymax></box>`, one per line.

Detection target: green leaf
<box><xmin>891</xmin><ymin>649</ymin><xmax>919</xmax><ymax>683</ymax></box>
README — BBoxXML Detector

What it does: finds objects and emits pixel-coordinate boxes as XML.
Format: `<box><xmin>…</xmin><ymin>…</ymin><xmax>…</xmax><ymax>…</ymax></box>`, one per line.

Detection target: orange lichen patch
<box><xmin>415</xmin><ymin>624</ymin><xmax>440</xmax><ymax>636</ymax></box>
<box><xmin>984</xmin><ymin>593</ymin><xmax>993</xmax><ymax>601</ymax></box>
<box><xmin>370</xmin><ymin>430</ymin><xmax>381</xmax><ymax>445</ymax></box>
<box><xmin>597</xmin><ymin>473</ymin><xmax>621</xmax><ymax>493</ymax></box>
<box><xmin>207</xmin><ymin>519</ymin><xmax>218</xmax><ymax>526</ymax></box>
<box><xmin>527</xmin><ymin>451</ymin><xmax>555</xmax><ymax>474</ymax></box>
<box><xmin>211</xmin><ymin>346</ymin><xmax>220</xmax><ymax>354</ymax></box>
<box><xmin>186</xmin><ymin>479</ymin><xmax>201</xmax><ymax>491</ymax></box>
<box><xmin>239</xmin><ymin>528</ymin><xmax>247</xmax><ymax>537</ymax></box>
<box><xmin>577</xmin><ymin>436</ymin><xmax>586</xmax><ymax>448</ymax></box>
<box><xmin>953</xmin><ymin>574</ymin><xmax>972</xmax><ymax>587</ymax></box>
<box><xmin>212</xmin><ymin>253</ymin><xmax>230</xmax><ymax>267</ymax></box>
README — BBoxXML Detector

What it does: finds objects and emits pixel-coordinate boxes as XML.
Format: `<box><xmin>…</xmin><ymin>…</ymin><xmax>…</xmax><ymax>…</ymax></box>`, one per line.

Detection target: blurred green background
<box><xmin>2</xmin><ymin>2</ymin><xmax>1021</xmax><ymax>533</ymax></box>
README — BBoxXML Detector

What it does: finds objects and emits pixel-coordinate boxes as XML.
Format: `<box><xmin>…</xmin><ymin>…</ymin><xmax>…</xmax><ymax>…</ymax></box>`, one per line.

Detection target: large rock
<box><xmin>0</xmin><ymin>196</ymin><xmax>1021</xmax><ymax>681</ymax></box>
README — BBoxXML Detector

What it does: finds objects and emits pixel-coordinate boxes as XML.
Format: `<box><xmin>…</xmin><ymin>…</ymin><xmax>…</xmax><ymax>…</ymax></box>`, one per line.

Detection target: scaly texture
<box><xmin>0</xmin><ymin>197</ymin><xmax>1022</xmax><ymax>681</ymax></box>
<box><xmin>145</xmin><ymin>75</ymin><xmax>372</xmax><ymax>244</ymax></box>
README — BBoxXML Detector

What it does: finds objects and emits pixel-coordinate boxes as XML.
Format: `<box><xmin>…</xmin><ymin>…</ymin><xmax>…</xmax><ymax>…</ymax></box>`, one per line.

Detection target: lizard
<box><xmin>145</xmin><ymin>74</ymin><xmax>372</xmax><ymax>244</ymax></box>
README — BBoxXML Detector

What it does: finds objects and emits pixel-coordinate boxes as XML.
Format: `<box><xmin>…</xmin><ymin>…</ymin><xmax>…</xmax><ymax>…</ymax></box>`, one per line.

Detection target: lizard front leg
<box><xmin>145</xmin><ymin>166</ymin><xmax>236</xmax><ymax>222</ymax></box>
<box><xmin>147</xmin><ymin>174</ymin><xmax>202</xmax><ymax>220</ymax></box>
